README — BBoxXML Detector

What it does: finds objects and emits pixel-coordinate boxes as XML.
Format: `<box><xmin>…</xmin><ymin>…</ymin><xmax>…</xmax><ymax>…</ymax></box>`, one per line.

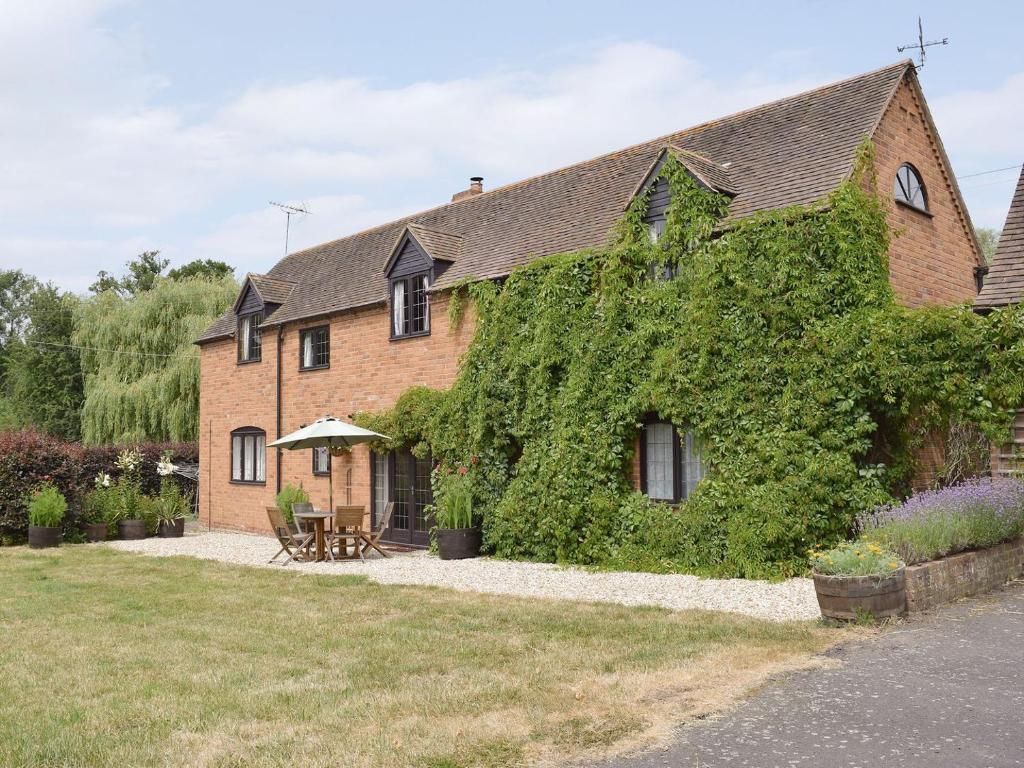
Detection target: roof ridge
<box><xmin>276</xmin><ymin>60</ymin><xmax>912</xmax><ymax>266</ymax></box>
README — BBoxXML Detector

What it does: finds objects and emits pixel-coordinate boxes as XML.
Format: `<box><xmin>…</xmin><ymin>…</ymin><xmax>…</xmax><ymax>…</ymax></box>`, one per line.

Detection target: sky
<box><xmin>1</xmin><ymin>0</ymin><xmax>1023</xmax><ymax>293</ymax></box>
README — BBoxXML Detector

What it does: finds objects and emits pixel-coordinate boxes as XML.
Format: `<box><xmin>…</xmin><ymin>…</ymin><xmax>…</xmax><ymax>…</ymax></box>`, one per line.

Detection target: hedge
<box><xmin>0</xmin><ymin>429</ymin><xmax>197</xmax><ymax>544</ymax></box>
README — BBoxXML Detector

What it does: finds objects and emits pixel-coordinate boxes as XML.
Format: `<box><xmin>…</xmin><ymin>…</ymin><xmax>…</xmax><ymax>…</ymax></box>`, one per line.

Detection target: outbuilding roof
<box><xmin>975</xmin><ymin>167</ymin><xmax>1024</xmax><ymax>309</ymax></box>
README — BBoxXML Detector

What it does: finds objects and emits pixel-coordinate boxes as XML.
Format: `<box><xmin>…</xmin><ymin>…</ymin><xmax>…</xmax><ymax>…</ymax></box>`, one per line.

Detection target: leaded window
<box><xmin>640</xmin><ymin>419</ymin><xmax>706</xmax><ymax>503</ymax></box>
<box><xmin>391</xmin><ymin>274</ymin><xmax>430</xmax><ymax>338</ymax></box>
<box><xmin>299</xmin><ymin>325</ymin><xmax>329</xmax><ymax>370</ymax></box>
<box><xmin>312</xmin><ymin>446</ymin><xmax>330</xmax><ymax>476</ymax></box>
<box><xmin>230</xmin><ymin>427</ymin><xmax>266</xmax><ymax>483</ymax></box>
<box><xmin>238</xmin><ymin>312</ymin><xmax>262</xmax><ymax>362</ymax></box>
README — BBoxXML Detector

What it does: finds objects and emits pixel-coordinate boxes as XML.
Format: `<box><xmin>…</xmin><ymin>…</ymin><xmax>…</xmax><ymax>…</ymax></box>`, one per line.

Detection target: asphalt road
<box><xmin>590</xmin><ymin>581</ymin><xmax>1024</xmax><ymax>768</ymax></box>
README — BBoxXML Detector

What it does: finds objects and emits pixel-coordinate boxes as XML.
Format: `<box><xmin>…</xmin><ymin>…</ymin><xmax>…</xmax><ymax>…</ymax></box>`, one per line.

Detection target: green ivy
<box><xmin>357</xmin><ymin>144</ymin><xmax>1023</xmax><ymax>578</ymax></box>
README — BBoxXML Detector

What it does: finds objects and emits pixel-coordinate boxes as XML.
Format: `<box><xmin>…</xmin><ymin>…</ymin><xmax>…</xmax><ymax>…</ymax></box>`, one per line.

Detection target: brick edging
<box><xmin>905</xmin><ymin>538</ymin><xmax>1024</xmax><ymax>613</ymax></box>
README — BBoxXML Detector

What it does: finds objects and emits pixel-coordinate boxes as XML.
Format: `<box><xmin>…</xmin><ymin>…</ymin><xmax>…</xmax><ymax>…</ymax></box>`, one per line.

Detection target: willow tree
<box><xmin>74</xmin><ymin>275</ymin><xmax>237</xmax><ymax>444</ymax></box>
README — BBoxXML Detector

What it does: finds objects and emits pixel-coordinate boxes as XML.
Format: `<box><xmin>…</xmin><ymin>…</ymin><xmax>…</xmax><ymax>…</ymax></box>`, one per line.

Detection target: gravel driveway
<box><xmin>106</xmin><ymin>530</ymin><xmax>818</xmax><ymax>622</ymax></box>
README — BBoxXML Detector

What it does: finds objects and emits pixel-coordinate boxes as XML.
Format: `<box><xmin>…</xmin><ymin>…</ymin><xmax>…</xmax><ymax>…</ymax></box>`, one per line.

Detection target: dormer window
<box><xmin>894</xmin><ymin>163</ymin><xmax>928</xmax><ymax>212</ymax></box>
<box><xmin>238</xmin><ymin>311</ymin><xmax>262</xmax><ymax>363</ymax></box>
<box><xmin>391</xmin><ymin>274</ymin><xmax>430</xmax><ymax>339</ymax></box>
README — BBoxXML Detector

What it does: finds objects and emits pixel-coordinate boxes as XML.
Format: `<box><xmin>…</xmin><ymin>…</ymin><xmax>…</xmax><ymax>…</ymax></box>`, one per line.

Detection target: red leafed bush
<box><xmin>0</xmin><ymin>429</ymin><xmax>197</xmax><ymax>543</ymax></box>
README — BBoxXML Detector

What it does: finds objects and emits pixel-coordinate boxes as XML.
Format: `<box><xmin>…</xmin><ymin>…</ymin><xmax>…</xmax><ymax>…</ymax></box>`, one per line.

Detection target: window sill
<box><xmin>229</xmin><ymin>479</ymin><xmax>266</xmax><ymax>486</ymax></box>
<box><xmin>299</xmin><ymin>364</ymin><xmax>330</xmax><ymax>372</ymax></box>
<box><xmin>389</xmin><ymin>330</ymin><xmax>431</xmax><ymax>342</ymax></box>
<box><xmin>237</xmin><ymin>357</ymin><xmax>262</xmax><ymax>366</ymax></box>
<box><xmin>312</xmin><ymin>471</ymin><xmax>330</xmax><ymax>477</ymax></box>
<box><xmin>895</xmin><ymin>199</ymin><xmax>933</xmax><ymax>218</ymax></box>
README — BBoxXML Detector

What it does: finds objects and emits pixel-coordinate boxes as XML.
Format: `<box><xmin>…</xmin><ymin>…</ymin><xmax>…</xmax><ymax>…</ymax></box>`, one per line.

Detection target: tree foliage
<box><xmin>975</xmin><ymin>227</ymin><xmax>1001</xmax><ymax>264</ymax></box>
<box><xmin>167</xmin><ymin>259</ymin><xmax>235</xmax><ymax>282</ymax></box>
<box><xmin>75</xmin><ymin>275</ymin><xmax>237</xmax><ymax>444</ymax></box>
<box><xmin>3</xmin><ymin>284</ymin><xmax>84</xmax><ymax>439</ymax></box>
<box><xmin>357</xmin><ymin>145</ymin><xmax>1024</xmax><ymax>578</ymax></box>
<box><xmin>90</xmin><ymin>251</ymin><xmax>169</xmax><ymax>297</ymax></box>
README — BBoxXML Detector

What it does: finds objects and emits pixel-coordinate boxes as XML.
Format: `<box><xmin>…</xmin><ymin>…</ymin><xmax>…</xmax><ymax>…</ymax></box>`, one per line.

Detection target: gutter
<box><xmin>276</xmin><ymin>325</ymin><xmax>283</xmax><ymax>495</ymax></box>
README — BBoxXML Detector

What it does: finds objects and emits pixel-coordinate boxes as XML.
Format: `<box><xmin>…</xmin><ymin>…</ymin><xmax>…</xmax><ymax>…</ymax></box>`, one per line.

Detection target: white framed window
<box><xmin>894</xmin><ymin>163</ymin><xmax>928</xmax><ymax>212</ymax></box>
<box><xmin>230</xmin><ymin>427</ymin><xmax>266</xmax><ymax>483</ymax></box>
<box><xmin>312</xmin><ymin>446</ymin><xmax>330</xmax><ymax>476</ymax></box>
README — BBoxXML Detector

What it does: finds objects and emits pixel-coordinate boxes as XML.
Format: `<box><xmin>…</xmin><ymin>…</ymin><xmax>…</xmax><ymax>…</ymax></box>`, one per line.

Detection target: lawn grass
<box><xmin>0</xmin><ymin>546</ymin><xmax>840</xmax><ymax>767</ymax></box>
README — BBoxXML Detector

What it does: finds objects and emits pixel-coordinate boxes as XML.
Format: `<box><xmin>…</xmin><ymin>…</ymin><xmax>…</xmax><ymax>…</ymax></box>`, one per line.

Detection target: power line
<box><xmin>957</xmin><ymin>164</ymin><xmax>1023</xmax><ymax>181</ymax></box>
<box><xmin>27</xmin><ymin>340</ymin><xmax>179</xmax><ymax>358</ymax></box>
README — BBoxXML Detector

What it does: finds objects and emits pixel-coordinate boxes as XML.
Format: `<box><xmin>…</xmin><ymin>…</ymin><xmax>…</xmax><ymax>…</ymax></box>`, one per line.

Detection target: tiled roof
<box><xmin>975</xmin><ymin>167</ymin><xmax>1024</xmax><ymax>308</ymax></box>
<box><xmin>670</xmin><ymin>146</ymin><xmax>737</xmax><ymax>195</ymax></box>
<box><xmin>405</xmin><ymin>224</ymin><xmax>463</xmax><ymax>265</ymax></box>
<box><xmin>198</xmin><ymin>61</ymin><xmax>912</xmax><ymax>343</ymax></box>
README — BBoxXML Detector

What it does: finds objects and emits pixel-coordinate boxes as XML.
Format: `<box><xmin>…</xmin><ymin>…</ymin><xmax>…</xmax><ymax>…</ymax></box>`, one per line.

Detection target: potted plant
<box><xmin>79</xmin><ymin>477</ymin><xmax>115</xmax><ymax>542</ymax></box>
<box><xmin>276</xmin><ymin>483</ymin><xmax>310</xmax><ymax>525</ymax></box>
<box><xmin>432</xmin><ymin>465</ymin><xmax>481</xmax><ymax>560</ymax></box>
<box><xmin>809</xmin><ymin>541</ymin><xmax>906</xmax><ymax>621</ymax></box>
<box><xmin>27</xmin><ymin>483</ymin><xmax>67</xmax><ymax>548</ymax></box>
<box><xmin>113</xmin><ymin>448</ymin><xmax>147</xmax><ymax>540</ymax></box>
<box><xmin>154</xmin><ymin>452</ymin><xmax>187</xmax><ymax>537</ymax></box>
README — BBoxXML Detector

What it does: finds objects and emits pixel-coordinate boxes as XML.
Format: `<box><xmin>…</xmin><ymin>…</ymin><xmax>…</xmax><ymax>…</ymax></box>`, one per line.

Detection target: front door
<box><xmin>372</xmin><ymin>450</ymin><xmax>432</xmax><ymax>547</ymax></box>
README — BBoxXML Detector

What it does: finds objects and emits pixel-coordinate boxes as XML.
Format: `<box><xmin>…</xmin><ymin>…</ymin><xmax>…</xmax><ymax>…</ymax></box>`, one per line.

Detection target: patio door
<box><xmin>371</xmin><ymin>449</ymin><xmax>432</xmax><ymax>547</ymax></box>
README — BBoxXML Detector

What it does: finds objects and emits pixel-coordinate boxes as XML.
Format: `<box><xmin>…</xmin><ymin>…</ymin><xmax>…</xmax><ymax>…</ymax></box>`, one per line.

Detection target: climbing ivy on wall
<box><xmin>358</xmin><ymin>144</ymin><xmax>1024</xmax><ymax>578</ymax></box>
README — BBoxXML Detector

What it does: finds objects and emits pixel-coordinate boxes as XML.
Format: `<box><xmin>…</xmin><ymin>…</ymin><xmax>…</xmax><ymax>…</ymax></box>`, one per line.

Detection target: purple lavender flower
<box><xmin>860</xmin><ymin>477</ymin><xmax>1024</xmax><ymax>531</ymax></box>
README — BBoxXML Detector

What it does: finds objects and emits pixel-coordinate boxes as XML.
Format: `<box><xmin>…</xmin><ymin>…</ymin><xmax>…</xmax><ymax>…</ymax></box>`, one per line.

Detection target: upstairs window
<box><xmin>238</xmin><ymin>311</ymin><xmax>262</xmax><ymax>363</ymax></box>
<box><xmin>640</xmin><ymin>419</ymin><xmax>706</xmax><ymax>503</ymax></box>
<box><xmin>231</xmin><ymin>427</ymin><xmax>266</xmax><ymax>483</ymax></box>
<box><xmin>894</xmin><ymin>163</ymin><xmax>928</xmax><ymax>212</ymax></box>
<box><xmin>312</xmin><ymin>446</ymin><xmax>330</xmax><ymax>476</ymax></box>
<box><xmin>391</xmin><ymin>274</ymin><xmax>430</xmax><ymax>338</ymax></box>
<box><xmin>299</xmin><ymin>325</ymin><xmax>330</xmax><ymax>370</ymax></box>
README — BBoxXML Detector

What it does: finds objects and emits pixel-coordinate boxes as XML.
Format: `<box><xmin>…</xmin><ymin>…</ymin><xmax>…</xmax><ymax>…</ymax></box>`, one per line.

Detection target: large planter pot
<box><xmin>117</xmin><ymin>519</ymin><xmax>147</xmax><ymax>540</ymax></box>
<box><xmin>27</xmin><ymin>525</ymin><xmax>61</xmax><ymax>549</ymax></box>
<box><xmin>436</xmin><ymin>527</ymin><xmax>482</xmax><ymax>560</ymax></box>
<box><xmin>813</xmin><ymin>568</ymin><xmax>907</xmax><ymax>621</ymax></box>
<box><xmin>82</xmin><ymin>522</ymin><xmax>108</xmax><ymax>542</ymax></box>
<box><xmin>157</xmin><ymin>518</ymin><xmax>185</xmax><ymax>538</ymax></box>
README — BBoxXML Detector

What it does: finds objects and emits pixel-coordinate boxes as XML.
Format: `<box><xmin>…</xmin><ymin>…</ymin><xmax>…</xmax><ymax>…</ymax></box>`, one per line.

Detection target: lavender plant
<box><xmin>858</xmin><ymin>477</ymin><xmax>1024</xmax><ymax>565</ymax></box>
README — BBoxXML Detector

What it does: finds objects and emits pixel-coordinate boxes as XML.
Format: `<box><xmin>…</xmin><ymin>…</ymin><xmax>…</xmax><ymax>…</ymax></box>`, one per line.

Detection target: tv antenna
<box><xmin>270</xmin><ymin>201</ymin><xmax>311</xmax><ymax>256</ymax></box>
<box><xmin>897</xmin><ymin>17</ymin><xmax>948</xmax><ymax>72</ymax></box>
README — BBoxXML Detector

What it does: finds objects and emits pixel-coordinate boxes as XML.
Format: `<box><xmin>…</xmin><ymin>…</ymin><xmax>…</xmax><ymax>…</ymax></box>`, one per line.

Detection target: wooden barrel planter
<box><xmin>82</xmin><ymin>523</ymin><xmax>108</xmax><ymax>542</ymax></box>
<box><xmin>436</xmin><ymin>527</ymin><xmax>482</xmax><ymax>560</ymax></box>
<box><xmin>813</xmin><ymin>568</ymin><xmax>907</xmax><ymax>621</ymax></box>
<box><xmin>28</xmin><ymin>525</ymin><xmax>61</xmax><ymax>549</ymax></box>
<box><xmin>117</xmin><ymin>519</ymin><xmax>147</xmax><ymax>540</ymax></box>
<box><xmin>157</xmin><ymin>519</ymin><xmax>185</xmax><ymax>538</ymax></box>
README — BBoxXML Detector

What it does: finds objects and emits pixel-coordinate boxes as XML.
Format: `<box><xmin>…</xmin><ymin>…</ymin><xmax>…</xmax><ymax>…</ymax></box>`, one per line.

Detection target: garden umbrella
<box><xmin>268</xmin><ymin>416</ymin><xmax>388</xmax><ymax>512</ymax></box>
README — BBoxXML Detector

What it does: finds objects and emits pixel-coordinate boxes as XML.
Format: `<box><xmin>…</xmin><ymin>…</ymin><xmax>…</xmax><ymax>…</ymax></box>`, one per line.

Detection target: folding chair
<box><xmin>266</xmin><ymin>506</ymin><xmax>314</xmax><ymax>565</ymax></box>
<box><xmin>360</xmin><ymin>501</ymin><xmax>394</xmax><ymax>558</ymax></box>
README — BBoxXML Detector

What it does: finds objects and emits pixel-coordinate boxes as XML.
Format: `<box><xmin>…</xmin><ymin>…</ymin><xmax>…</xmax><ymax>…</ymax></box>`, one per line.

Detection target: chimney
<box><xmin>452</xmin><ymin>176</ymin><xmax>484</xmax><ymax>202</ymax></box>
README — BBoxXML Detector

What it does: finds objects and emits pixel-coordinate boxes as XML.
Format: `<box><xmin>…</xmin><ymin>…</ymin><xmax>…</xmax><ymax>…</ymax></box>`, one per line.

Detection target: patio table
<box><xmin>292</xmin><ymin>509</ymin><xmax>333</xmax><ymax>562</ymax></box>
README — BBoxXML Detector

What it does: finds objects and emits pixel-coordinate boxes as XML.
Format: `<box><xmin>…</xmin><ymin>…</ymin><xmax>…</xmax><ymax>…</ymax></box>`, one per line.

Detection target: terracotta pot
<box><xmin>157</xmin><ymin>518</ymin><xmax>185</xmax><ymax>538</ymax></box>
<box><xmin>813</xmin><ymin>568</ymin><xmax>906</xmax><ymax>621</ymax></box>
<box><xmin>82</xmin><ymin>522</ymin><xmax>108</xmax><ymax>542</ymax></box>
<box><xmin>28</xmin><ymin>525</ymin><xmax>61</xmax><ymax>548</ymax></box>
<box><xmin>436</xmin><ymin>527</ymin><xmax>482</xmax><ymax>560</ymax></box>
<box><xmin>117</xmin><ymin>519</ymin><xmax>147</xmax><ymax>540</ymax></box>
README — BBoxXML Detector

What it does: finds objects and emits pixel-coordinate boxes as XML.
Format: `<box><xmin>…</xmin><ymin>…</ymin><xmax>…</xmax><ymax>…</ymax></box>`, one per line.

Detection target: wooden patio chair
<box><xmin>291</xmin><ymin>501</ymin><xmax>315</xmax><ymax>533</ymax></box>
<box><xmin>326</xmin><ymin>506</ymin><xmax>365</xmax><ymax>561</ymax></box>
<box><xmin>266</xmin><ymin>506</ymin><xmax>314</xmax><ymax>565</ymax></box>
<box><xmin>360</xmin><ymin>501</ymin><xmax>394</xmax><ymax>559</ymax></box>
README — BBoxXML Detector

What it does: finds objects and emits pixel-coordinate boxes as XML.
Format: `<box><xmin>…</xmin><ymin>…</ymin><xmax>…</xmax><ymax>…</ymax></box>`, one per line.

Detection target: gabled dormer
<box><xmin>630</xmin><ymin>145</ymin><xmax>737</xmax><ymax>242</ymax></box>
<box><xmin>383</xmin><ymin>224</ymin><xmax>462</xmax><ymax>340</ymax></box>
<box><xmin>233</xmin><ymin>274</ymin><xmax>295</xmax><ymax>363</ymax></box>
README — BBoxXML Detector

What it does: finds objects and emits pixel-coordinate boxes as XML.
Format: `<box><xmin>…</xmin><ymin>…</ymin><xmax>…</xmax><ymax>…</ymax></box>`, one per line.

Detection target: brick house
<box><xmin>196</xmin><ymin>60</ymin><xmax>983</xmax><ymax>543</ymax></box>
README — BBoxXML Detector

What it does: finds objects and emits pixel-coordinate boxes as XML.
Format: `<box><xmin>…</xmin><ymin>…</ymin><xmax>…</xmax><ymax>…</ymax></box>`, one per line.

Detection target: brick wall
<box><xmin>871</xmin><ymin>76</ymin><xmax>982</xmax><ymax>307</ymax></box>
<box><xmin>198</xmin><ymin>293</ymin><xmax>473</xmax><ymax>533</ymax></box>
<box><xmin>905</xmin><ymin>539</ymin><xmax>1024</xmax><ymax>612</ymax></box>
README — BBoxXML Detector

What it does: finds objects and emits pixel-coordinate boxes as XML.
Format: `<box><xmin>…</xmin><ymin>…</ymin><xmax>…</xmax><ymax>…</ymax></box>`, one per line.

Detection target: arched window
<box><xmin>894</xmin><ymin>163</ymin><xmax>928</xmax><ymax>212</ymax></box>
<box><xmin>230</xmin><ymin>427</ymin><xmax>266</xmax><ymax>483</ymax></box>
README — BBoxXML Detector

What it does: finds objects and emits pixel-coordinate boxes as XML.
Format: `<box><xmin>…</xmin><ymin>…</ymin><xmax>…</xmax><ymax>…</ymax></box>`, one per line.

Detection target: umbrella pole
<box><xmin>328</xmin><ymin>456</ymin><xmax>334</xmax><ymax>513</ymax></box>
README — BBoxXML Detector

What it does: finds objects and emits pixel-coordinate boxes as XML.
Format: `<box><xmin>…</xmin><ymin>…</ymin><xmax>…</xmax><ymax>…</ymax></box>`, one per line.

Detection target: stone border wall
<box><xmin>905</xmin><ymin>538</ymin><xmax>1024</xmax><ymax>613</ymax></box>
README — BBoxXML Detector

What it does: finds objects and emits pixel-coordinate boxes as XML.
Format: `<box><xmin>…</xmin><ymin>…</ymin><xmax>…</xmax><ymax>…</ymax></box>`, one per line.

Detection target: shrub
<box><xmin>809</xmin><ymin>540</ymin><xmax>902</xmax><ymax>576</ymax></box>
<box><xmin>433</xmin><ymin>466</ymin><xmax>475</xmax><ymax>529</ymax></box>
<box><xmin>0</xmin><ymin>429</ymin><xmax>196</xmax><ymax>543</ymax></box>
<box><xmin>27</xmin><ymin>484</ymin><xmax>67</xmax><ymax>528</ymax></box>
<box><xmin>79</xmin><ymin>486</ymin><xmax>119</xmax><ymax>525</ymax></box>
<box><xmin>858</xmin><ymin>477</ymin><xmax>1024</xmax><ymax>564</ymax></box>
<box><xmin>154</xmin><ymin>481</ymin><xmax>190</xmax><ymax>523</ymax></box>
<box><xmin>276</xmin><ymin>484</ymin><xmax>309</xmax><ymax>523</ymax></box>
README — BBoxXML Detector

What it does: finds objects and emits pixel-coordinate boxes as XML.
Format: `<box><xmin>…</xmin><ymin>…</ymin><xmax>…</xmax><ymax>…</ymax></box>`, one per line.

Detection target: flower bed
<box><xmin>858</xmin><ymin>477</ymin><xmax>1024</xmax><ymax>565</ymax></box>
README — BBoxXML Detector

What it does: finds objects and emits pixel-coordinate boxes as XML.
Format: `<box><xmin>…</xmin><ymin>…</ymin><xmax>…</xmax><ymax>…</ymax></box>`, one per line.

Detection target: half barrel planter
<box><xmin>27</xmin><ymin>525</ymin><xmax>61</xmax><ymax>549</ymax></box>
<box><xmin>436</xmin><ymin>527</ymin><xmax>483</xmax><ymax>560</ymax></box>
<box><xmin>82</xmin><ymin>522</ymin><xmax>108</xmax><ymax>542</ymax></box>
<box><xmin>118</xmin><ymin>519</ymin><xmax>147</xmax><ymax>540</ymax></box>
<box><xmin>813</xmin><ymin>568</ymin><xmax>907</xmax><ymax>621</ymax></box>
